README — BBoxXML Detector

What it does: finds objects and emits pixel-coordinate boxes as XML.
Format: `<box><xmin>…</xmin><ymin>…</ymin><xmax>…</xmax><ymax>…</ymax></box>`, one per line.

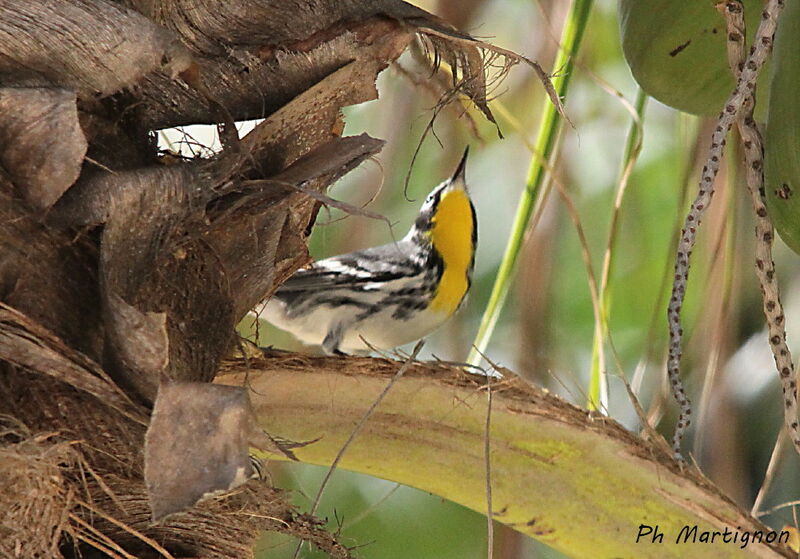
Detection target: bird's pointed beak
<box><xmin>451</xmin><ymin>147</ymin><xmax>469</xmax><ymax>185</ymax></box>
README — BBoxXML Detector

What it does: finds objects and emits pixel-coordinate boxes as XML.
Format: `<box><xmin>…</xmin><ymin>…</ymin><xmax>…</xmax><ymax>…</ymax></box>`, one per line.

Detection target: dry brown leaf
<box><xmin>0</xmin><ymin>88</ymin><xmax>87</xmax><ymax>210</ymax></box>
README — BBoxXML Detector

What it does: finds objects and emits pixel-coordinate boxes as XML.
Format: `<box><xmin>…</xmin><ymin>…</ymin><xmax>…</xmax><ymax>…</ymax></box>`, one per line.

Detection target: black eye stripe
<box><xmin>413</xmin><ymin>180</ymin><xmax>463</xmax><ymax>235</ymax></box>
<box><xmin>428</xmin><ymin>184</ymin><xmax>446</xmax><ymax>207</ymax></box>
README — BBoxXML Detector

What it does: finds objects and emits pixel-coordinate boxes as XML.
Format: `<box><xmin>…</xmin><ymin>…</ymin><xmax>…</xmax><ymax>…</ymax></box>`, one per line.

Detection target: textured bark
<box><xmin>0</xmin><ymin>0</ymin><xmax>191</xmax><ymax>95</ymax></box>
<box><xmin>0</xmin><ymin>89</ymin><xmax>87</xmax><ymax>210</ymax></box>
<box><xmin>0</xmin><ymin>0</ymin><xmax>492</xmax><ymax>556</ymax></box>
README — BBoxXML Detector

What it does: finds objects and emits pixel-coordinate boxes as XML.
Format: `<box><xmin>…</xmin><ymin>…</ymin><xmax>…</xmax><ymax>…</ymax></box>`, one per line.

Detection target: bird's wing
<box><xmin>274</xmin><ymin>243</ymin><xmax>418</xmax><ymax>294</ymax></box>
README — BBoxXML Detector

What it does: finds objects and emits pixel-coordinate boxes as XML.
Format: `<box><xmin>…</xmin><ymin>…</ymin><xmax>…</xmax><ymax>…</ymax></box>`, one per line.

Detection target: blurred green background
<box><xmin>165</xmin><ymin>0</ymin><xmax>800</xmax><ymax>556</ymax></box>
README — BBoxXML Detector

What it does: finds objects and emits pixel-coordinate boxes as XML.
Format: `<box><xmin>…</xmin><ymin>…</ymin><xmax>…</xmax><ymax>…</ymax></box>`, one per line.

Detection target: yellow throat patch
<box><xmin>428</xmin><ymin>188</ymin><xmax>474</xmax><ymax>315</ymax></box>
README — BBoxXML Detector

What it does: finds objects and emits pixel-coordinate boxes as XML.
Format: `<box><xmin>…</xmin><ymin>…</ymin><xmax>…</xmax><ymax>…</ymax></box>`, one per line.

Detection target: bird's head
<box><xmin>404</xmin><ymin>148</ymin><xmax>477</xmax><ymax>281</ymax></box>
<box><xmin>406</xmin><ymin>147</ymin><xmax>475</xmax><ymax>242</ymax></box>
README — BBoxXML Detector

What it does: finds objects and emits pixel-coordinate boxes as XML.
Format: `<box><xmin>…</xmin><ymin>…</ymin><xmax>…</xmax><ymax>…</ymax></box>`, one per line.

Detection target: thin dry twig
<box><xmin>755</xmin><ymin>497</ymin><xmax>800</xmax><ymax>518</ymax></box>
<box><xmin>406</xmin><ymin>26</ymin><xmax>574</xmax><ymax>203</ymax></box>
<box><xmin>400</xmin><ymin>42</ymin><xmax>516</xmax><ymax>199</ymax></box>
<box><xmin>400</xmin><ymin>44</ymin><xmax>483</xmax><ymax>139</ymax></box>
<box><xmin>416</xmin><ymin>28</ymin><xmax>565</xmax><ymax>119</ymax></box>
<box><xmin>73</xmin><ymin>497</ymin><xmax>177</xmax><ymax>559</ymax></box>
<box><xmin>240</xmin><ymin>178</ymin><xmax>392</xmax><ymax>228</ymax></box>
<box><xmin>638</xmin><ymin>117</ymin><xmax>707</xmax><ymax>427</ymax></box>
<box><xmin>68</xmin><ymin>513</ymin><xmax>140</xmax><ymax>559</ymax></box>
<box><xmin>340</xmin><ymin>483</ymin><xmax>402</xmax><ymax>531</ymax></box>
<box><xmin>484</xmin><ymin>373</ymin><xmax>494</xmax><ymax>559</ymax></box>
<box><xmin>590</xmin><ymin>80</ymin><xmax>646</xmax><ymax>413</ymax></box>
<box><xmin>667</xmin><ymin>0</ymin><xmax>787</xmax><ymax>458</ymax></box>
<box><xmin>551</xmin><ymin>170</ymin><xmax>608</xmax><ymax>413</ymax></box>
<box><xmin>291</xmin><ymin>341</ymin><xmax>424</xmax><ymax>559</ymax></box>
<box><xmin>401</xmin><ymin>83</ymin><xmax>463</xmax><ymax>197</ymax></box>
<box><xmin>752</xmin><ymin>430</ymin><xmax>787</xmax><ymax>516</ymax></box>
<box><xmin>596</xmin><ymin>90</ymin><xmax>645</xmax><ymax>298</ymax></box>
<box><xmin>688</xmin><ymin>146</ymin><xmax>737</xmax><ymax>458</ymax></box>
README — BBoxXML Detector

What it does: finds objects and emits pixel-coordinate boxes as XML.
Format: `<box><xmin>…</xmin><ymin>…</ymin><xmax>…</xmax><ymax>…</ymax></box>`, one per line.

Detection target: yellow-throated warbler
<box><xmin>254</xmin><ymin>148</ymin><xmax>476</xmax><ymax>354</ymax></box>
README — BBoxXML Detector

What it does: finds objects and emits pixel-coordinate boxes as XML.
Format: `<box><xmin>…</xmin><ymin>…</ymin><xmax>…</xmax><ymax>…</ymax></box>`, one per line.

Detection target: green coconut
<box><xmin>619</xmin><ymin>0</ymin><xmax>767</xmax><ymax>116</ymax></box>
<box><xmin>764</xmin><ymin>0</ymin><xmax>800</xmax><ymax>254</ymax></box>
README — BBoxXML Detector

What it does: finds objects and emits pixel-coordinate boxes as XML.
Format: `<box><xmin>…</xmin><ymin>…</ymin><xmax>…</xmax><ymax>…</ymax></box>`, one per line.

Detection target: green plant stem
<box><xmin>587</xmin><ymin>87</ymin><xmax>648</xmax><ymax>410</ymax></box>
<box><xmin>468</xmin><ymin>0</ymin><xmax>594</xmax><ymax>366</ymax></box>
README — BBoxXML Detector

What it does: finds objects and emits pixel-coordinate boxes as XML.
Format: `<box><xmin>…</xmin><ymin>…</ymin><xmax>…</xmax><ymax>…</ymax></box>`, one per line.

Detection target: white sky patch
<box><xmin>156</xmin><ymin>119</ymin><xmax>264</xmax><ymax>158</ymax></box>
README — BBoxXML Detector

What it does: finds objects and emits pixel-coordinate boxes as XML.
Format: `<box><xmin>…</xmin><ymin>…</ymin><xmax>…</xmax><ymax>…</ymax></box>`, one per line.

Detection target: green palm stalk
<box><xmin>468</xmin><ymin>0</ymin><xmax>595</xmax><ymax>366</ymax></box>
<box><xmin>587</xmin><ymin>87</ymin><xmax>648</xmax><ymax>410</ymax></box>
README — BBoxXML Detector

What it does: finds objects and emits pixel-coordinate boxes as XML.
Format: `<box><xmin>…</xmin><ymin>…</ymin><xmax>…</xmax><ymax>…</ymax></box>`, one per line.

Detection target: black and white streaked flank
<box><xmin>253</xmin><ymin>148</ymin><xmax>476</xmax><ymax>354</ymax></box>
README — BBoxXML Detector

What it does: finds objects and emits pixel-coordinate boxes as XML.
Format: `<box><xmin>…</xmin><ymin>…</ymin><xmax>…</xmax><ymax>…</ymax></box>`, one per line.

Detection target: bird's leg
<box><xmin>322</xmin><ymin>323</ymin><xmax>344</xmax><ymax>355</ymax></box>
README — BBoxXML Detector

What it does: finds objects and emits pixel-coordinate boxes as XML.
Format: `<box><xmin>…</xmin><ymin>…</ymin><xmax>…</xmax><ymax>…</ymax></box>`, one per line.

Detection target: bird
<box><xmin>253</xmin><ymin>148</ymin><xmax>476</xmax><ymax>354</ymax></box>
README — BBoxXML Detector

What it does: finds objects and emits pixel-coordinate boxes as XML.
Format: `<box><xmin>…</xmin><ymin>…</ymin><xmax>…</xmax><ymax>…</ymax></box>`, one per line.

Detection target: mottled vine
<box><xmin>667</xmin><ymin>0</ymin><xmax>786</xmax><ymax>458</ymax></box>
